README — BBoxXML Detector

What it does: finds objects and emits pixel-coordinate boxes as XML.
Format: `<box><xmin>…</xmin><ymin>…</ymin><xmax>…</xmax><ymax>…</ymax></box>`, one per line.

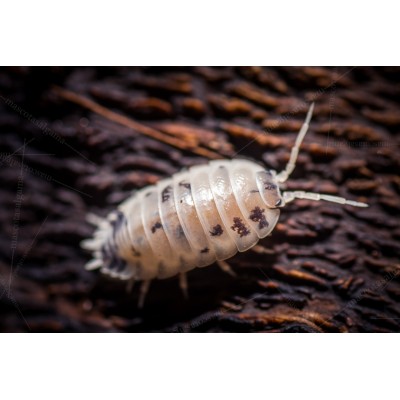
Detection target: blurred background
<box><xmin>0</xmin><ymin>66</ymin><xmax>399</xmax><ymax>332</ymax></box>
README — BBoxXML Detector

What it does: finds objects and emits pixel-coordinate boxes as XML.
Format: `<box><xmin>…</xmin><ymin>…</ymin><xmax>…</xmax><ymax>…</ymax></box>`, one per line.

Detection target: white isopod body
<box><xmin>81</xmin><ymin>103</ymin><xmax>368</xmax><ymax>306</ymax></box>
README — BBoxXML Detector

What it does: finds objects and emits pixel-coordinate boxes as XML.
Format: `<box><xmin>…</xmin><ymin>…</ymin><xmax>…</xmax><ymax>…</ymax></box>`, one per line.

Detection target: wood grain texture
<box><xmin>0</xmin><ymin>66</ymin><xmax>399</xmax><ymax>332</ymax></box>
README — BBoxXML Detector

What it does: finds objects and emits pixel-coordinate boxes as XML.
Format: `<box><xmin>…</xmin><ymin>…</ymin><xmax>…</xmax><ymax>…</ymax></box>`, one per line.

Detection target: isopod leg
<box><xmin>251</xmin><ymin>244</ymin><xmax>275</xmax><ymax>255</ymax></box>
<box><xmin>126</xmin><ymin>278</ymin><xmax>135</xmax><ymax>293</ymax></box>
<box><xmin>86</xmin><ymin>212</ymin><xmax>105</xmax><ymax>227</ymax></box>
<box><xmin>138</xmin><ymin>280</ymin><xmax>151</xmax><ymax>309</ymax></box>
<box><xmin>217</xmin><ymin>260</ymin><xmax>236</xmax><ymax>277</ymax></box>
<box><xmin>179</xmin><ymin>272</ymin><xmax>189</xmax><ymax>299</ymax></box>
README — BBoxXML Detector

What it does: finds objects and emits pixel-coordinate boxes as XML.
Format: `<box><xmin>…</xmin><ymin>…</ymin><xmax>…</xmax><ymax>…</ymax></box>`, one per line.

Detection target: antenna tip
<box><xmin>305</xmin><ymin>102</ymin><xmax>315</xmax><ymax>124</ymax></box>
<box><xmin>347</xmin><ymin>200</ymin><xmax>369</xmax><ymax>208</ymax></box>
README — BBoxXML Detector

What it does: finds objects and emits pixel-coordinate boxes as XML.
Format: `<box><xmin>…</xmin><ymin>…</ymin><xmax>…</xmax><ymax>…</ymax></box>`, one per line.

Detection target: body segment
<box><xmin>83</xmin><ymin>159</ymin><xmax>279</xmax><ymax>281</ymax></box>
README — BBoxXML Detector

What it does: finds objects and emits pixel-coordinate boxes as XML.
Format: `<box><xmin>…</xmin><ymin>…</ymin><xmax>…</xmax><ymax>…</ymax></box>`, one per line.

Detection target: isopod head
<box><xmin>255</xmin><ymin>170</ymin><xmax>283</xmax><ymax>209</ymax></box>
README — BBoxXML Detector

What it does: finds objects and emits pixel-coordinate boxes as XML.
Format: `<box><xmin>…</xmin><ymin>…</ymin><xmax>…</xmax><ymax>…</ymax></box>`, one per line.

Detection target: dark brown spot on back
<box><xmin>249</xmin><ymin>206</ymin><xmax>269</xmax><ymax>229</ymax></box>
<box><xmin>110</xmin><ymin>211</ymin><xmax>125</xmax><ymax>240</ymax></box>
<box><xmin>176</xmin><ymin>225</ymin><xmax>185</xmax><ymax>238</ymax></box>
<box><xmin>200</xmin><ymin>247</ymin><xmax>209</xmax><ymax>253</ymax></box>
<box><xmin>231</xmin><ymin>217</ymin><xmax>250</xmax><ymax>237</ymax></box>
<box><xmin>265</xmin><ymin>184</ymin><xmax>277</xmax><ymax>191</ymax></box>
<box><xmin>131</xmin><ymin>245</ymin><xmax>141</xmax><ymax>257</ymax></box>
<box><xmin>151</xmin><ymin>221</ymin><xmax>163</xmax><ymax>233</ymax></box>
<box><xmin>161</xmin><ymin>185</ymin><xmax>172</xmax><ymax>202</ymax></box>
<box><xmin>179</xmin><ymin>181</ymin><xmax>191</xmax><ymax>190</ymax></box>
<box><xmin>108</xmin><ymin>255</ymin><xmax>127</xmax><ymax>272</ymax></box>
<box><xmin>210</xmin><ymin>224</ymin><xmax>223</xmax><ymax>236</ymax></box>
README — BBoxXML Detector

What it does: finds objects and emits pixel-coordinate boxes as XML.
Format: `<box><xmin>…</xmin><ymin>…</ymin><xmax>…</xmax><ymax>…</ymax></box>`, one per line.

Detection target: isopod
<box><xmin>81</xmin><ymin>103</ymin><xmax>368</xmax><ymax>307</ymax></box>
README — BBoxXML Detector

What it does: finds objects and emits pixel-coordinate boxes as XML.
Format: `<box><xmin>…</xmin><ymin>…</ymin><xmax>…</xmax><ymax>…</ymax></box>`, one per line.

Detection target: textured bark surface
<box><xmin>0</xmin><ymin>67</ymin><xmax>399</xmax><ymax>332</ymax></box>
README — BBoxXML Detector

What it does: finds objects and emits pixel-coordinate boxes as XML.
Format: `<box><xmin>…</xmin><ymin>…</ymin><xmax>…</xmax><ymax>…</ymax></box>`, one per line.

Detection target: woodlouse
<box><xmin>81</xmin><ymin>103</ymin><xmax>368</xmax><ymax>307</ymax></box>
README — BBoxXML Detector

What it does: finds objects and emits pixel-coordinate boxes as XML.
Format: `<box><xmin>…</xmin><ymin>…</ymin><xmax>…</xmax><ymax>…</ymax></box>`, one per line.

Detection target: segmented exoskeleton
<box><xmin>81</xmin><ymin>103</ymin><xmax>368</xmax><ymax>307</ymax></box>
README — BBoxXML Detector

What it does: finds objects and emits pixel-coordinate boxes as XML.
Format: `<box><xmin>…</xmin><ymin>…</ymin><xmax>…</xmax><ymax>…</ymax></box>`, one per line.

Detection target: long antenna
<box><xmin>283</xmin><ymin>191</ymin><xmax>368</xmax><ymax>208</ymax></box>
<box><xmin>276</xmin><ymin>102</ymin><xmax>315</xmax><ymax>183</ymax></box>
